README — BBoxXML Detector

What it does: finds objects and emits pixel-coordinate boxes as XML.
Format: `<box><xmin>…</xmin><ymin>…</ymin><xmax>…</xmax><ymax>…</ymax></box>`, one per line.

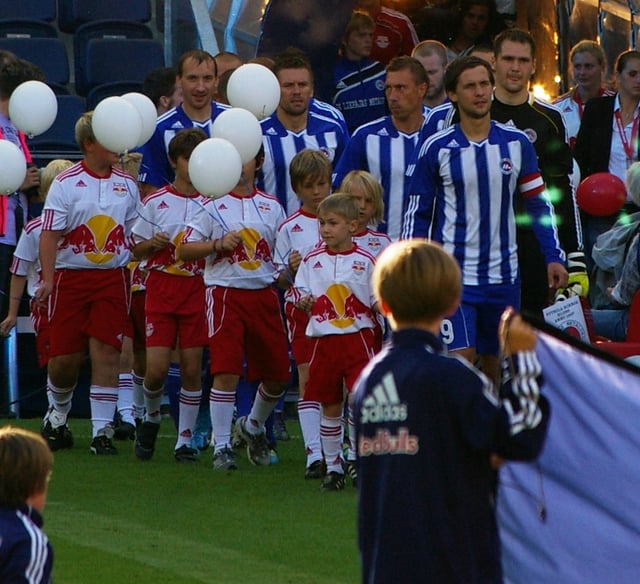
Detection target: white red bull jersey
<box><xmin>184</xmin><ymin>189</ymin><xmax>286</xmax><ymax>289</ymax></box>
<box><xmin>293</xmin><ymin>242</ymin><xmax>377</xmax><ymax>337</ymax></box>
<box><xmin>42</xmin><ymin>161</ymin><xmax>139</xmax><ymax>270</ymax></box>
<box><xmin>10</xmin><ymin>216</ymin><xmax>42</xmax><ymax>297</ymax></box>
<box><xmin>275</xmin><ymin>208</ymin><xmax>322</xmax><ymax>302</ymax></box>
<box><xmin>132</xmin><ymin>185</ymin><xmax>206</xmax><ymax>277</ymax></box>
<box><xmin>353</xmin><ymin>228</ymin><xmax>392</xmax><ymax>259</ymax></box>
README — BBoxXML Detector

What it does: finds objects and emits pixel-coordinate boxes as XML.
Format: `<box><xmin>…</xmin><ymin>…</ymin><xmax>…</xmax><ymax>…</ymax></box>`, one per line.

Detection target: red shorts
<box><xmin>129</xmin><ymin>290</ymin><xmax>146</xmax><ymax>351</ymax></box>
<box><xmin>305</xmin><ymin>329</ymin><xmax>376</xmax><ymax>405</ymax></box>
<box><xmin>48</xmin><ymin>268</ymin><xmax>129</xmax><ymax>356</ymax></box>
<box><xmin>206</xmin><ymin>286</ymin><xmax>290</xmax><ymax>382</ymax></box>
<box><xmin>285</xmin><ymin>301</ymin><xmax>314</xmax><ymax>365</ymax></box>
<box><xmin>145</xmin><ymin>270</ymin><xmax>207</xmax><ymax>349</ymax></box>
<box><xmin>30</xmin><ymin>298</ymin><xmax>50</xmax><ymax>368</ymax></box>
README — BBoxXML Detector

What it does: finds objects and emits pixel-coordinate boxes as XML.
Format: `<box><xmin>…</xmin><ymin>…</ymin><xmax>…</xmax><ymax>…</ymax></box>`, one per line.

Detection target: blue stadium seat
<box><xmin>0</xmin><ymin>19</ymin><xmax>58</xmax><ymax>38</ymax></box>
<box><xmin>0</xmin><ymin>0</ymin><xmax>56</xmax><ymax>22</ymax></box>
<box><xmin>27</xmin><ymin>94</ymin><xmax>85</xmax><ymax>165</ymax></box>
<box><xmin>74</xmin><ymin>20</ymin><xmax>153</xmax><ymax>97</ymax></box>
<box><xmin>86</xmin><ymin>81</ymin><xmax>144</xmax><ymax>111</ymax></box>
<box><xmin>80</xmin><ymin>37</ymin><xmax>164</xmax><ymax>97</ymax></box>
<box><xmin>0</xmin><ymin>37</ymin><xmax>69</xmax><ymax>89</ymax></box>
<box><xmin>58</xmin><ymin>0</ymin><xmax>151</xmax><ymax>33</ymax></box>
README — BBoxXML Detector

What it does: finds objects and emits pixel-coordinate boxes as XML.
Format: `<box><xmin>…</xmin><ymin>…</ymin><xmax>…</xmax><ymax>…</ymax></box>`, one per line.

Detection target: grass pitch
<box><xmin>6</xmin><ymin>419</ymin><xmax>360</xmax><ymax>584</ymax></box>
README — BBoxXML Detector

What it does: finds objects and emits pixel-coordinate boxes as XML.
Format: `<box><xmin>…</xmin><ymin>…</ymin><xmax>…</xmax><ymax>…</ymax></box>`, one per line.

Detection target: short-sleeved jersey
<box><xmin>10</xmin><ymin>216</ymin><xmax>42</xmax><ymax>296</ymax></box>
<box><xmin>132</xmin><ymin>185</ymin><xmax>205</xmax><ymax>277</ymax></box>
<box><xmin>292</xmin><ymin>242</ymin><xmax>377</xmax><ymax>337</ymax></box>
<box><xmin>402</xmin><ymin>121</ymin><xmax>564</xmax><ymax>286</ymax></box>
<box><xmin>137</xmin><ymin>102</ymin><xmax>229</xmax><ymax>188</ymax></box>
<box><xmin>274</xmin><ymin>208</ymin><xmax>322</xmax><ymax>303</ymax></box>
<box><xmin>257</xmin><ymin>101</ymin><xmax>350</xmax><ymax>215</ymax></box>
<box><xmin>332</xmin><ymin>57</ymin><xmax>387</xmax><ymax>134</ymax></box>
<box><xmin>184</xmin><ymin>189</ymin><xmax>286</xmax><ymax>289</ymax></box>
<box><xmin>369</xmin><ymin>6</ymin><xmax>419</xmax><ymax>64</ymax></box>
<box><xmin>353</xmin><ymin>227</ymin><xmax>392</xmax><ymax>259</ymax></box>
<box><xmin>333</xmin><ymin>115</ymin><xmax>425</xmax><ymax>240</ymax></box>
<box><xmin>42</xmin><ymin>161</ymin><xmax>139</xmax><ymax>270</ymax></box>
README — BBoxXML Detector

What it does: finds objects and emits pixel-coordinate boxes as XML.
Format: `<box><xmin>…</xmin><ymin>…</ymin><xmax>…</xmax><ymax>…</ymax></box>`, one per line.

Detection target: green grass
<box><xmin>5</xmin><ymin>419</ymin><xmax>360</xmax><ymax>584</ymax></box>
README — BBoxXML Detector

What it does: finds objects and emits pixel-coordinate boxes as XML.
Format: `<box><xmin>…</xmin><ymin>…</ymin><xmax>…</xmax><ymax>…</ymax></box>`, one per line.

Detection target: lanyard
<box><xmin>614</xmin><ymin>108</ymin><xmax>639</xmax><ymax>163</ymax></box>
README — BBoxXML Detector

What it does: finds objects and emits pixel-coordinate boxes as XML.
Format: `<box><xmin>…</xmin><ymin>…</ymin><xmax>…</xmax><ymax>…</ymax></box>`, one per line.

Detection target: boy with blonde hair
<box><xmin>354</xmin><ymin>239</ymin><xmax>550</xmax><ymax>582</ymax></box>
<box><xmin>0</xmin><ymin>426</ymin><xmax>54</xmax><ymax>582</ymax></box>
<box><xmin>294</xmin><ymin>193</ymin><xmax>378</xmax><ymax>490</ymax></box>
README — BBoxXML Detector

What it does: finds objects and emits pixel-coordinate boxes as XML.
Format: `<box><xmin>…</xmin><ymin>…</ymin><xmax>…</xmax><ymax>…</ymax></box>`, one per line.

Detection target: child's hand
<box><xmin>499</xmin><ymin>308</ymin><xmax>537</xmax><ymax>355</ymax></box>
<box><xmin>0</xmin><ymin>316</ymin><xmax>16</xmax><ymax>337</ymax></box>
<box><xmin>288</xmin><ymin>250</ymin><xmax>302</xmax><ymax>274</ymax></box>
<box><xmin>150</xmin><ymin>231</ymin><xmax>171</xmax><ymax>250</ymax></box>
<box><xmin>218</xmin><ymin>231</ymin><xmax>242</xmax><ymax>251</ymax></box>
<box><xmin>297</xmin><ymin>295</ymin><xmax>316</xmax><ymax>313</ymax></box>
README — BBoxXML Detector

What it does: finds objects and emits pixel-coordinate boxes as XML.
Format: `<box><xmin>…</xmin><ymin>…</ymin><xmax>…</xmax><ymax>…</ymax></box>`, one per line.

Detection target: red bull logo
<box><xmin>58</xmin><ymin>214</ymin><xmax>127</xmax><ymax>264</ymax></box>
<box><xmin>219</xmin><ymin>227</ymin><xmax>272</xmax><ymax>271</ymax></box>
<box><xmin>313</xmin><ymin>283</ymin><xmax>371</xmax><ymax>329</ymax></box>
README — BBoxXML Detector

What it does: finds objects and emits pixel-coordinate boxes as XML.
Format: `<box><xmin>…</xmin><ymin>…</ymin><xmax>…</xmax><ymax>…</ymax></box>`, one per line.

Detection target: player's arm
<box><xmin>401</xmin><ymin>142</ymin><xmax>437</xmax><ymax>239</ymax></box>
<box><xmin>0</xmin><ymin>273</ymin><xmax>27</xmax><ymax>335</ymax></box>
<box><xmin>276</xmin><ymin>249</ymin><xmax>301</xmax><ymax>289</ymax></box>
<box><xmin>36</xmin><ymin>228</ymin><xmax>63</xmax><ymax>302</ymax></box>
<box><xmin>179</xmin><ymin>230</ymin><xmax>241</xmax><ymax>261</ymax></box>
<box><xmin>131</xmin><ymin>231</ymin><xmax>171</xmax><ymax>260</ymax></box>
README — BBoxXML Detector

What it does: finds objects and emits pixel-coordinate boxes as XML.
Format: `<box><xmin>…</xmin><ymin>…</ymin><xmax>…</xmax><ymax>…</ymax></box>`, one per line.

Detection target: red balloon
<box><xmin>576</xmin><ymin>172</ymin><xmax>627</xmax><ymax>216</ymax></box>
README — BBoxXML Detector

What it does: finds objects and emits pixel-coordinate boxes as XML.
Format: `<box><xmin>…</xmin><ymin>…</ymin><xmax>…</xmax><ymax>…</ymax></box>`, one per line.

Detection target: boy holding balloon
<box><xmin>180</xmin><ymin>144</ymin><xmax>290</xmax><ymax>471</ymax></box>
<box><xmin>131</xmin><ymin>128</ymin><xmax>209</xmax><ymax>463</ymax></box>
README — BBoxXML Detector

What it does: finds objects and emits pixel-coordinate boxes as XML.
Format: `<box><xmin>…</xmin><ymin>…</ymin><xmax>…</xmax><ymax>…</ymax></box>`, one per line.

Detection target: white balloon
<box><xmin>8</xmin><ymin>81</ymin><xmax>58</xmax><ymax>137</ymax></box>
<box><xmin>0</xmin><ymin>140</ymin><xmax>27</xmax><ymax>194</ymax></box>
<box><xmin>188</xmin><ymin>138</ymin><xmax>242</xmax><ymax>199</ymax></box>
<box><xmin>92</xmin><ymin>96</ymin><xmax>142</xmax><ymax>153</ymax></box>
<box><xmin>227</xmin><ymin>64</ymin><xmax>280</xmax><ymax>121</ymax></box>
<box><xmin>211</xmin><ymin>108</ymin><xmax>262</xmax><ymax>164</ymax></box>
<box><xmin>122</xmin><ymin>92</ymin><xmax>157</xmax><ymax>147</ymax></box>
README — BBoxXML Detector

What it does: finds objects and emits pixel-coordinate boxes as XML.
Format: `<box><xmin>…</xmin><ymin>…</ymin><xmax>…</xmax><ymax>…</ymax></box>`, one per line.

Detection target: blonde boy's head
<box><xmin>339</xmin><ymin>170</ymin><xmax>385</xmax><ymax>225</ymax></box>
<box><xmin>317</xmin><ymin>192</ymin><xmax>360</xmax><ymax>223</ymax></box>
<box><xmin>373</xmin><ymin>240</ymin><xmax>461</xmax><ymax>325</ymax></box>
<box><xmin>38</xmin><ymin>159</ymin><xmax>73</xmax><ymax>198</ymax></box>
<box><xmin>75</xmin><ymin>111</ymin><xmax>97</xmax><ymax>153</ymax></box>
<box><xmin>0</xmin><ymin>426</ymin><xmax>53</xmax><ymax>508</ymax></box>
<box><xmin>289</xmin><ymin>148</ymin><xmax>332</xmax><ymax>195</ymax></box>
<box><xmin>120</xmin><ymin>152</ymin><xmax>143</xmax><ymax>180</ymax></box>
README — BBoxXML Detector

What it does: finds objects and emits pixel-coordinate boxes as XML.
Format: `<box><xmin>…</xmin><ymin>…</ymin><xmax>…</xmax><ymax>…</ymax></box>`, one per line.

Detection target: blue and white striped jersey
<box><xmin>402</xmin><ymin>121</ymin><xmax>564</xmax><ymax>286</ymax></box>
<box><xmin>333</xmin><ymin>115</ymin><xmax>425</xmax><ymax>240</ymax></box>
<box><xmin>257</xmin><ymin>99</ymin><xmax>349</xmax><ymax>216</ymax></box>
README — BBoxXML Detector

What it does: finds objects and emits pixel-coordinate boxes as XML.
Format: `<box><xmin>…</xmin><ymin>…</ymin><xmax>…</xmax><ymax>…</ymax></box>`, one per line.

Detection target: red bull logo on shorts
<box><xmin>58</xmin><ymin>214</ymin><xmax>127</xmax><ymax>264</ymax></box>
<box><xmin>313</xmin><ymin>283</ymin><xmax>370</xmax><ymax>329</ymax></box>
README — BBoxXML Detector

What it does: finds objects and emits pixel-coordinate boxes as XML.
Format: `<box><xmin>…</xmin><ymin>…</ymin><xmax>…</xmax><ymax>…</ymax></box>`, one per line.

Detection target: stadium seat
<box><xmin>79</xmin><ymin>37</ymin><xmax>164</xmax><ymax>97</ymax></box>
<box><xmin>58</xmin><ymin>0</ymin><xmax>151</xmax><ymax>33</ymax></box>
<box><xmin>0</xmin><ymin>18</ymin><xmax>58</xmax><ymax>38</ymax></box>
<box><xmin>73</xmin><ymin>20</ymin><xmax>153</xmax><ymax>97</ymax></box>
<box><xmin>86</xmin><ymin>81</ymin><xmax>144</xmax><ymax>111</ymax></box>
<box><xmin>0</xmin><ymin>37</ymin><xmax>69</xmax><ymax>89</ymax></box>
<box><xmin>0</xmin><ymin>0</ymin><xmax>56</xmax><ymax>22</ymax></box>
<box><xmin>27</xmin><ymin>94</ymin><xmax>85</xmax><ymax>166</ymax></box>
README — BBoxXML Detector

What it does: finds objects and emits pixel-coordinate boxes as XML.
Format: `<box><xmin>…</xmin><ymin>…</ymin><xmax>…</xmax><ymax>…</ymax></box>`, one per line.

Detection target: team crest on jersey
<box><xmin>367</xmin><ymin>238</ymin><xmax>381</xmax><ymax>250</ymax></box>
<box><xmin>257</xmin><ymin>201</ymin><xmax>271</xmax><ymax>213</ymax></box>
<box><xmin>112</xmin><ymin>182</ymin><xmax>127</xmax><ymax>195</ymax></box>
<box><xmin>500</xmin><ymin>158</ymin><xmax>513</xmax><ymax>174</ymax></box>
<box><xmin>524</xmin><ymin>128</ymin><xmax>537</xmax><ymax>143</ymax></box>
<box><xmin>375</xmin><ymin>79</ymin><xmax>385</xmax><ymax>91</ymax></box>
<box><xmin>352</xmin><ymin>260</ymin><xmax>366</xmax><ymax>273</ymax></box>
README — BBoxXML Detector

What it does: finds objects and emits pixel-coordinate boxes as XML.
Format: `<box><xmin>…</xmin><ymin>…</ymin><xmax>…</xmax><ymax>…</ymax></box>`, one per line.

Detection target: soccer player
<box><xmin>180</xmin><ymin>148</ymin><xmax>291</xmax><ymax>471</ymax></box>
<box><xmin>293</xmin><ymin>194</ymin><xmax>378</xmax><ymax>490</ymax></box>
<box><xmin>333</xmin><ymin>56</ymin><xmax>428</xmax><ymax>240</ymax></box>
<box><xmin>402</xmin><ymin>56</ymin><xmax>567</xmax><ymax>377</ymax></box>
<box><xmin>131</xmin><ymin>129</ymin><xmax>209</xmax><ymax>463</ymax></box>
<box><xmin>0</xmin><ymin>427</ymin><xmax>54</xmax><ymax>583</ymax></box>
<box><xmin>257</xmin><ymin>47</ymin><xmax>350</xmax><ymax>215</ymax></box>
<box><xmin>137</xmin><ymin>49</ymin><xmax>228</xmax><ymax>197</ymax></box>
<box><xmin>354</xmin><ymin>239</ymin><xmax>550</xmax><ymax>583</ymax></box>
<box><xmin>411</xmin><ymin>40</ymin><xmax>449</xmax><ymax>112</ymax></box>
<box><xmin>36</xmin><ymin>112</ymin><xmax>140</xmax><ymax>455</ymax></box>
<box><xmin>274</xmin><ymin>149</ymin><xmax>331</xmax><ymax>479</ymax></box>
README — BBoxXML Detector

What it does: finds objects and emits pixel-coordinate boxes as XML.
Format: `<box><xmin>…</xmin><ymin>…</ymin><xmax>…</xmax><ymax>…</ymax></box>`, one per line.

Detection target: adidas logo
<box><xmin>313</xmin><ymin>261</ymin><xmax>323</xmax><ymax>269</ymax></box>
<box><xmin>219</xmin><ymin>203</ymin><xmax>228</xmax><ymax>210</ymax></box>
<box><xmin>172</xmin><ymin>121</ymin><xmax>184</xmax><ymax>129</ymax></box>
<box><xmin>291</xmin><ymin>224</ymin><xmax>303</xmax><ymax>232</ymax></box>
<box><xmin>158</xmin><ymin>201</ymin><xmax>169</xmax><ymax>209</ymax></box>
<box><xmin>377</xmin><ymin>128</ymin><xmax>389</xmax><ymax>136</ymax></box>
<box><xmin>336</xmin><ymin>81</ymin><xmax>346</xmax><ymax>90</ymax></box>
<box><xmin>360</xmin><ymin>373</ymin><xmax>407</xmax><ymax>424</ymax></box>
<box><xmin>446</xmin><ymin>139</ymin><xmax>459</xmax><ymax>148</ymax></box>
<box><xmin>267</xmin><ymin>127</ymin><xmax>278</xmax><ymax>135</ymax></box>
<box><xmin>75</xmin><ymin>179</ymin><xmax>87</xmax><ymax>187</ymax></box>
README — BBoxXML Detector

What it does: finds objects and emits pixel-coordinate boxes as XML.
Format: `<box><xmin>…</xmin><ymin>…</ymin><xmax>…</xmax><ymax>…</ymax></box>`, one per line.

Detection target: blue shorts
<box><xmin>441</xmin><ymin>284</ymin><xmax>520</xmax><ymax>355</ymax></box>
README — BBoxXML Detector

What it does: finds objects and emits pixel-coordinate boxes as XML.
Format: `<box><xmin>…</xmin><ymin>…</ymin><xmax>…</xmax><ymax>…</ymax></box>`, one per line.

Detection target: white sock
<box><xmin>132</xmin><ymin>370</ymin><xmax>145</xmax><ymax>419</ymax></box>
<box><xmin>90</xmin><ymin>385</ymin><xmax>118</xmax><ymax>438</ymax></box>
<box><xmin>46</xmin><ymin>379</ymin><xmax>74</xmax><ymax>425</ymax></box>
<box><xmin>117</xmin><ymin>372</ymin><xmax>135</xmax><ymax>424</ymax></box>
<box><xmin>321</xmin><ymin>414</ymin><xmax>344</xmax><ymax>474</ymax></box>
<box><xmin>210</xmin><ymin>388</ymin><xmax>235</xmax><ymax>452</ymax></box>
<box><xmin>143</xmin><ymin>383</ymin><xmax>164</xmax><ymax>424</ymax></box>
<box><xmin>298</xmin><ymin>399</ymin><xmax>322</xmax><ymax>466</ymax></box>
<box><xmin>175</xmin><ymin>388</ymin><xmax>202</xmax><ymax>449</ymax></box>
<box><xmin>247</xmin><ymin>383</ymin><xmax>283</xmax><ymax>435</ymax></box>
